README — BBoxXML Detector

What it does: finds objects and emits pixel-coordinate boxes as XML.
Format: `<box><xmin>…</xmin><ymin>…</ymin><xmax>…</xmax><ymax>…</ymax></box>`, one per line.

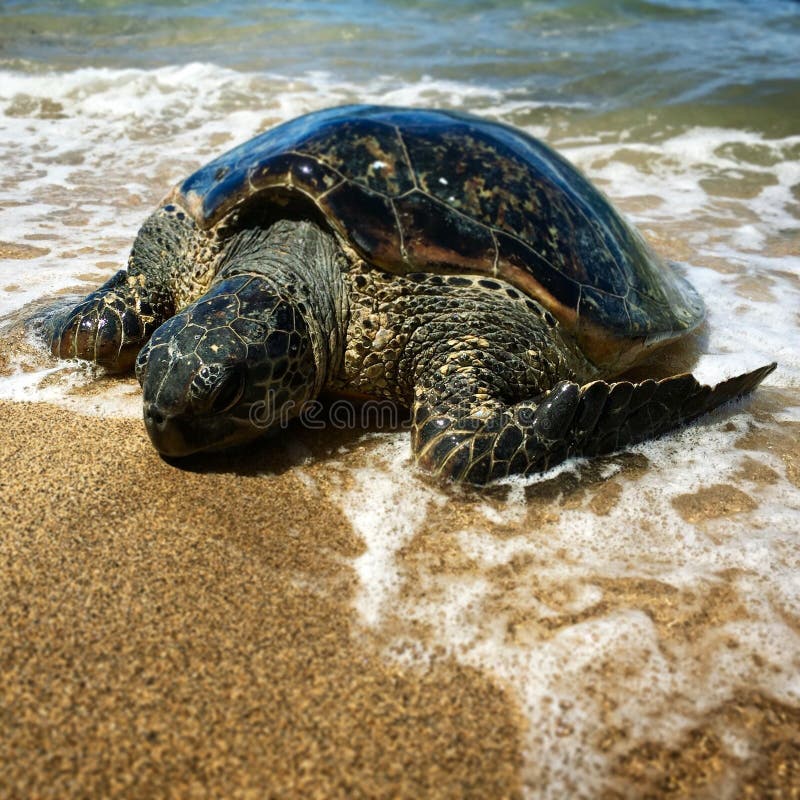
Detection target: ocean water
<box><xmin>1</xmin><ymin>0</ymin><xmax>799</xmax><ymax>795</ymax></box>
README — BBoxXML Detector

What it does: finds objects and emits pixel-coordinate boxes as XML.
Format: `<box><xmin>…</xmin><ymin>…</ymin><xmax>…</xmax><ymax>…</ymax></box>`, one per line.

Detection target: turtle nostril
<box><xmin>145</xmin><ymin>403</ymin><xmax>166</xmax><ymax>428</ymax></box>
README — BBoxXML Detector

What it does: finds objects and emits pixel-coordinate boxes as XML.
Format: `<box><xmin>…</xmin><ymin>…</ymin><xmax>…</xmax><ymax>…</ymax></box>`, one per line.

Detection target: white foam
<box><xmin>0</xmin><ymin>353</ymin><xmax>141</xmax><ymax>417</ymax></box>
<box><xmin>341</xmin><ymin>435</ymin><xmax>446</xmax><ymax>627</ymax></box>
<box><xmin>563</xmin><ymin>127</ymin><xmax>800</xmax><ymax>238</ymax></box>
<box><xmin>339</xmin><ymin>411</ymin><xmax>799</xmax><ymax>795</ymax></box>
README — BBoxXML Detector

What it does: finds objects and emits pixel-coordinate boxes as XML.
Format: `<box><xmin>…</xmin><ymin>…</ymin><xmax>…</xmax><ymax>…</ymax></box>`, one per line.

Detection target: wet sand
<box><xmin>0</xmin><ymin>400</ymin><xmax>524</xmax><ymax>798</ymax></box>
<box><xmin>1</xmin><ymin>179</ymin><xmax>798</xmax><ymax>796</ymax></box>
<box><xmin>2</xmin><ymin>4</ymin><xmax>799</xmax><ymax>790</ymax></box>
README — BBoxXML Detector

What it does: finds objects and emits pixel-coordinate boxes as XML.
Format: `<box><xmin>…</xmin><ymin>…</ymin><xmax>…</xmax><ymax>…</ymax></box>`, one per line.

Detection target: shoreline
<box><xmin>1</xmin><ymin>36</ymin><xmax>798</xmax><ymax>793</ymax></box>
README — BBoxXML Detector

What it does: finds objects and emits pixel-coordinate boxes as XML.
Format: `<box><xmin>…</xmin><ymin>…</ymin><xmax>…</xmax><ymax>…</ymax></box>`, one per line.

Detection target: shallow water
<box><xmin>1</xmin><ymin>1</ymin><xmax>799</xmax><ymax>796</ymax></box>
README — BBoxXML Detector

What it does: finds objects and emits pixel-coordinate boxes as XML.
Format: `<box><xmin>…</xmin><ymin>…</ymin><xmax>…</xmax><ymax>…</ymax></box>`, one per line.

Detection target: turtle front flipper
<box><xmin>412</xmin><ymin>364</ymin><xmax>776</xmax><ymax>485</ymax></box>
<box><xmin>135</xmin><ymin>220</ymin><xmax>348</xmax><ymax>457</ymax></box>
<box><xmin>46</xmin><ymin>270</ymin><xmax>174</xmax><ymax>373</ymax></box>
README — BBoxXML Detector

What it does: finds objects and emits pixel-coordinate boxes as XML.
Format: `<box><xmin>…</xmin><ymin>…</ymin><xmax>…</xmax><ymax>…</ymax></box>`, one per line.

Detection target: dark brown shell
<box><xmin>173</xmin><ymin>105</ymin><xmax>704</xmax><ymax>368</ymax></box>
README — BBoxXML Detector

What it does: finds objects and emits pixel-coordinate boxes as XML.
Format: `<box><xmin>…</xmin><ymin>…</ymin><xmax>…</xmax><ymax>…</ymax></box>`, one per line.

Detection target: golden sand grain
<box><xmin>0</xmin><ymin>329</ymin><xmax>797</xmax><ymax>798</ymax></box>
<box><xmin>0</xmin><ymin>401</ymin><xmax>523</xmax><ymax>799</ymax></box>
<box><xmin>0</xmin><ymin>241</ymin><xmax>50</xmax><ymax>260</ymax></box>
<box><xmin>671</xmin><ymin>483</ymin><xmax>758</xmax><ymax>523</ymax></box>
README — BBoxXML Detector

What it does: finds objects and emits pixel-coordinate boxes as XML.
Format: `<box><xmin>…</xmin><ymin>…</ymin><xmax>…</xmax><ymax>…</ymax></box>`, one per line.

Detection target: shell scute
<box><xmin>494</xmin><ymin>231</ymin><xmax>581</xmax><ymax>317</ymax></box>
<box><xmin>320</xmin><ymin>180</ymin><xmax>401</xmax><ymax>266</ymax></box>
<box><xmin>297</xmin><ymin>118</ymin><xmax>415</xmax><ymax>197</ymax></box>
<box><xmin>393</xmin><ymin>190</ymin><xmax>496</xmax><ymax>273</ymax></box>
<box><xmin>404</xmin><ymin>128</ymin><xmax>543</xmax><ymax>243</ymax></box>
<box><xmin>250</xmin><ymin>151</ymin><xmax>341</xmax><ymax>197</ymax></box>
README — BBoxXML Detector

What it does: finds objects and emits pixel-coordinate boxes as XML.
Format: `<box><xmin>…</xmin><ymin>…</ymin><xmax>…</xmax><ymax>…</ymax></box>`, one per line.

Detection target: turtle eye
<box><xmin>209</xmin><ymin>368</ymin><xmax>245</xmax><ymax>415</ymax></box>
<box><xmin>190</xmin><ymin>363</ymin><xmax>245</xmax><ymax>415</ymax></box>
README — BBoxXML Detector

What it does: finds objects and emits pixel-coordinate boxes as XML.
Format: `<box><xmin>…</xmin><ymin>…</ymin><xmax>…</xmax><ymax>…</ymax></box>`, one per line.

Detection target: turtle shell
<box><xmin>172</xmin><ymin>105</ymin><xmax>704</xmax><ymax>369</ymax></box>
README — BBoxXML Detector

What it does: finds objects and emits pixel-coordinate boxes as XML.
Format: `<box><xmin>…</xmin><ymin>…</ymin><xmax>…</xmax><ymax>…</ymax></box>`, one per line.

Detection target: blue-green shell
<box><xmin>174</xmin><ymin>105</ymin><xmax>704</xmax><ymax>365</ymax></box>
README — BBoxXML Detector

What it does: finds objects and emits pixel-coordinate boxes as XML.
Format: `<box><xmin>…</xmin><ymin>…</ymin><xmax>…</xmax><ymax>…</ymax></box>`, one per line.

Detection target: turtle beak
<box><xmin>143</xmin><ymin>400</ymin><xmax>257</xmax><ymax>458</ymax></box>
<box><xmin>143</xmin><ymin>402</ymin><xmax>197</xmax><ymax>458</ymax></box>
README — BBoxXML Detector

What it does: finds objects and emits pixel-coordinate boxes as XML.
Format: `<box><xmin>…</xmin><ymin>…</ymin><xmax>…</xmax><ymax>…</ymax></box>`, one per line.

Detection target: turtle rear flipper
<box><xmin>413</xmin><ymin>363</ymin><xmax>776</xmax><ymax>485</ymax></box>
<box><xmin>46</xmin><ymin>270</ymin><xmax>173</xmax><ymax>373</ymax></box>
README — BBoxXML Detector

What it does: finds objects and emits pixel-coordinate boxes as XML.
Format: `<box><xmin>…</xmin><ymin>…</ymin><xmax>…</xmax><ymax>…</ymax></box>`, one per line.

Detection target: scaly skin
<box><xmin>135</xmin><ymin>220</ymin><xmax>348</xmax><ymax>455</ymax></box>
<box><xmin>333</xmin><ymin>263</ymin><xmax>595</xmax><ymax>404</ymax></box>
<box><xmin>45</xmin><ymin>216</ymin><xmax>775</xmax><ymax>483</ymax></box>
<box><xmin>409</xmin><ymin>365</ymin><xmax>775</xmax><ymax>484</ymax></box>
<box><xmin>47</xmin><ymin>268</ymin><xmax>173</xmax><ymax>373</ymax></box>
<box><xmin>335</xmin><ymin>263</ymin><xmax>774</xmax><ymax>483</ymax></box>
<box><xmin>44</xmin><ymin>206</ymin><xmax>203</xmax><ymax>372</ymax></box>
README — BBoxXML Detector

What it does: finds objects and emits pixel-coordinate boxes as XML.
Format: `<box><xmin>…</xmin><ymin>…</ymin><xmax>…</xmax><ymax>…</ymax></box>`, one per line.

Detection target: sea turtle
<box><xmin>44</xmin><ymin>105</ymin><xmax>774</xmax><ymax>484</ymax></box>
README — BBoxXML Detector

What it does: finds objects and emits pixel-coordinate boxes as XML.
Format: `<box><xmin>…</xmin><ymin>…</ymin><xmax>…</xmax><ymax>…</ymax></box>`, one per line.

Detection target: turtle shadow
<box><xmin>167</xmin><ymin>396</ymin><xmax>411</xmax><ymax>479</ymax></box>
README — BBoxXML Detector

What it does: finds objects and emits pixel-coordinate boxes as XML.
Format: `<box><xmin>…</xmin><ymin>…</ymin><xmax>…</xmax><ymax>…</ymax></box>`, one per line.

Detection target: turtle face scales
<box><xmin>135</xmin><ymin>272</ymin><xmax>318</xmax><ymax>457</ymax></box>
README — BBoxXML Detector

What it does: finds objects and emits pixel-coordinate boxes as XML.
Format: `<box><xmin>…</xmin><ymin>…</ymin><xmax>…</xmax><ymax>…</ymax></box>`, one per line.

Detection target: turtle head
<box><xmin>135</xmin><ymin>272</ymin><xmax>319</xmax><ymax>458</ymax></box>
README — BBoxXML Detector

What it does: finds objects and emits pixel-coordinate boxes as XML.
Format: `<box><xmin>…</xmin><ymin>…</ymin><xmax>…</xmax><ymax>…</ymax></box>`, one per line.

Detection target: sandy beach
<box><xmin>1</xmin><ymin>166</ymin><xmax>798</xmax><ymax>797</ymax></box>
<box><xmin>1</xmin><ymin>1</ymin><xmax>799</xmax><ymax>794</ymax></box>
<box><xmin>0</xmin><ymin>398</ymin><xmax>526</xmax><ymax>798</ymax></box>
<box><xmin>0</xmin><ymin>352</ymin><xmax>797</xmax><ymax>796</ymax></box>
<box><xmin>1</xmin><ymin>129</ymin><xmax>798</xmax><ymax>800</ymax></box>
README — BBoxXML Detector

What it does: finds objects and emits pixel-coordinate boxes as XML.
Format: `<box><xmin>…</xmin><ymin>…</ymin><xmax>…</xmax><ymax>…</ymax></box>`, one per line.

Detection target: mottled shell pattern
<box><xmin>171</xmin><ymin>105</ymin><xmax>704</xmax><ymax>368</ymax></box>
